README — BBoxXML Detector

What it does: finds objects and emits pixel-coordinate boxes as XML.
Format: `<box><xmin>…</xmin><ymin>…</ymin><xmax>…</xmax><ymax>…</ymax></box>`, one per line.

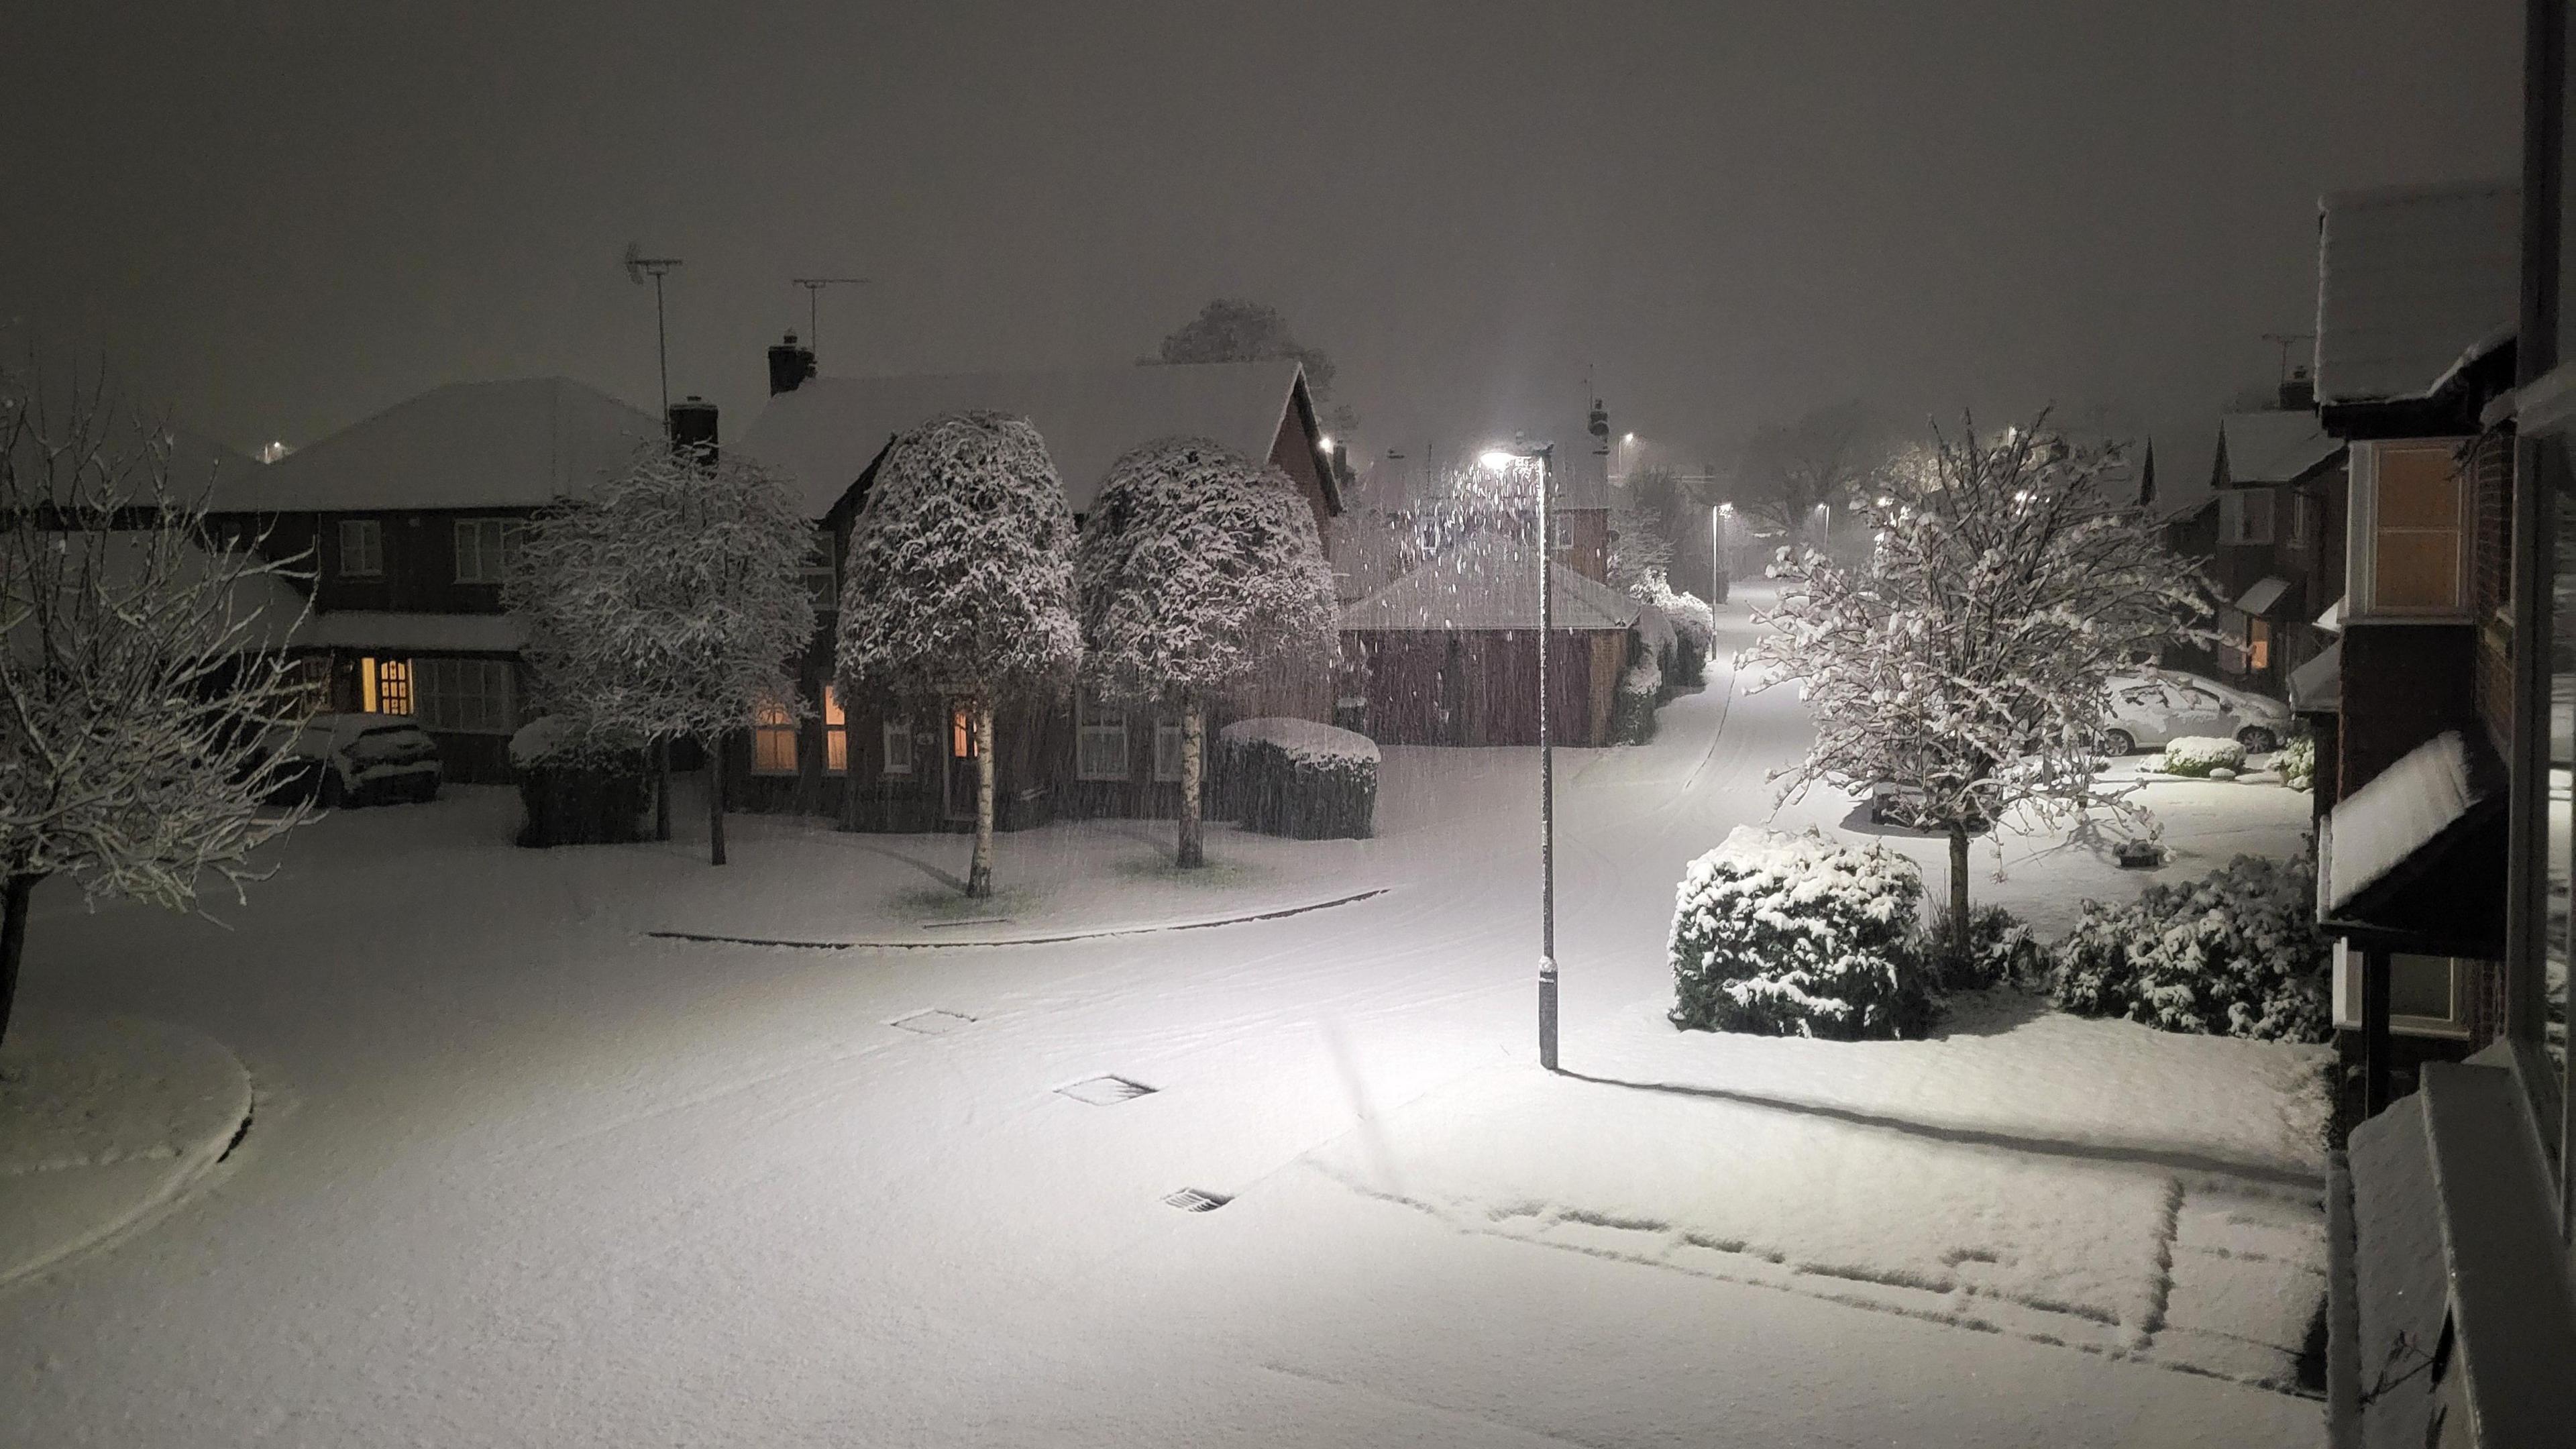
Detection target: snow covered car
<box><xmin>2098</xmin><ymin>672</ymin><xmax>2291</xmax><ymax>755</ymax></box>
<box><xmin>266</xmin><ymin>713</ymin><xmax>443</xmax><ymax>806</ymax></box>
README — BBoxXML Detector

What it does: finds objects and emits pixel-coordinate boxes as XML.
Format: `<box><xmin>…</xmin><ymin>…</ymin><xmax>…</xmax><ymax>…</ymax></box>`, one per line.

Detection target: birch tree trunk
<box><xmin>655</xmin><ymin>739</ymin><xmax>673</xmax><ymax>842</ymax></box>
<box><xmin>1176</xmin><ymin>701</ymin><xmax>1206</xmax><ymax>869</ymax></box>
<box><xmin>968</xmin><ymin>701</ymin><xmax>996</xmax><ymax>898</ymax></box>
<box><xmin>0</xmin><ymin>873</ymin><xmax>38</xmax><ymax>1051</ymax></box>
<box><xmin>706</xmin><ymin>733</ymin><xmax>728</xmax><ymax>867</ymax></box>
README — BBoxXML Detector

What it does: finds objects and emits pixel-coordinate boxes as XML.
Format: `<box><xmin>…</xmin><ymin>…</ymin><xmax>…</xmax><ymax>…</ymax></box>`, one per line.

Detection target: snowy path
<box><xmin>1</xmin><ymin>592</ymin><xmax>2322</xmax><ymax>1446</ymax></box>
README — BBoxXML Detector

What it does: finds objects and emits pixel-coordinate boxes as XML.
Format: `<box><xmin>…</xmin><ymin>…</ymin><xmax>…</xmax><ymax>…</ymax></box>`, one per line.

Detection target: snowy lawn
<box><xmin>1301</xmin><ymin>993</ymin><xmax>2332</xmax><ymax>1393</ymax></box>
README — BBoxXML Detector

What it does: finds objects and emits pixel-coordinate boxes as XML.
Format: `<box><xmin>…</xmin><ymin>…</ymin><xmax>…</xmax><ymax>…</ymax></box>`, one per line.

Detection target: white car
<box><xmin>2100</xmin><ymin>672</ymin><xmax>2292</xmax><ymax>755</ymax></box>
<box><xmin>267</xmin><ymin>713</ymin><xmax>443</xmax><ymax>806</ymax></box>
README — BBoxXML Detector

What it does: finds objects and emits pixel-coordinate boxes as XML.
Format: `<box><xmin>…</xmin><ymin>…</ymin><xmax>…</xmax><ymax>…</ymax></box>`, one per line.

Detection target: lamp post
<box><xmin>1482</xmin><ymin>441</ymin><xmax>1560</xmax><ymax>1071</ymax></box>
<box><xmin>1711</xmin><ymin>502</ymin><xmax>1731</xmax><ymax>606</ymax></box>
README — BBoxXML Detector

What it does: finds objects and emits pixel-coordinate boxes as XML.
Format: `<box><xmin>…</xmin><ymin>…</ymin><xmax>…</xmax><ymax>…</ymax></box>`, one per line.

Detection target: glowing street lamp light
<box><xmin>1481</xmin><ymin>439</ymin><xmax>1561</xmax><ymax>1071</ymax></box>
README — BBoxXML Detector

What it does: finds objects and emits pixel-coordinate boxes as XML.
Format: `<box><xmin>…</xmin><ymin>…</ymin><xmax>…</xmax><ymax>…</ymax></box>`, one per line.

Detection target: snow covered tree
<box><xmin>504</xmin><ymin>440</ymin><xmax>816</xmax><ymax>867</ymax></box>
<box><xmin>1729</xmin><ymin>401</ymin><xmax>1890</xmax><ymax>541</ymax></box>
<box><xmin>0</xmin><ymin>368</ymin><xmax>317</xmax><ymax>1046</ymax></box>
<box><xmin>1077</xmin><ymin>437</ymin><xmax>1338</xmax><ymax>868</ymax></box>
<box><xmin>1607</xmin><ymin>494</ymin><xmax>1674</xmax><ymax>596</ymax></box>
<box><xmin>836</xmin><ymin>411</ymin><xmax>1080</xmax><ymax>898</ymax></box>
<box><xmin>1747</xmin><ymin>417</ymin><xmax>2208</xmax><ymax>962</ymax></box>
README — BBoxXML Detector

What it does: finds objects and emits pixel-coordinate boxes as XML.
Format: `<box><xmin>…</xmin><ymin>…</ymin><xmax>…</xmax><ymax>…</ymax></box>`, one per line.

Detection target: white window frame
<box><xmin>453</xmin><ymin>518</ymin><xmax>525</xmax><ymax>585</ymax></box>
<box><xmin>2218</xmin><ymin>489</ymin><xmax>2275</xmax><ymax>546</ymax></box>
<box><xmin>339</xmin><ymin>519</ymin><xmax>383</xmax><ymax>578</ymax></box>
<box><xmin>1153</xmin><ymin>717</ymin><xmax>1185</xmax><ymax>782</ymax></box>
<box><xmin>2347</xmin><ymin>439</ymin><xmax>2473</xmax><ymax>621</ymax></box>
<box><xmin>880</xmin><ymin>715</ymin><xmax>914</xmax><ymax>777</ymax></box>
<box><xmin>412</xmin><ymin>656</ymin><xmax>517</xmax><ymax>735</ymax></box>
<box><xmin>2332</xmin><ymin>943</ymin><xmax>2473</xmax><ymax>1040</ymax></box>
<box><xmin>1075</xmin><ymin>695</ymin><xmax>1129</xmax><ymax>782</ymax></box>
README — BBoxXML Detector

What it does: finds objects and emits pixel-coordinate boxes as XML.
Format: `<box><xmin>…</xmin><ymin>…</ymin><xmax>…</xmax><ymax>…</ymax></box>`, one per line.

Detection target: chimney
<box><xmin>2278</xmin><ymin>366</ymin><xmax>2315</xmax><ymax>413</ymax></box>
<box><xmin>768</xmin><ymin>331</ymin><xmax>817</xmax><ymax>395</ymax></box>
<box><xmin>668</xmin><ymin>396</ymin><xmax>718</xmax><ymax>460</ymax></box>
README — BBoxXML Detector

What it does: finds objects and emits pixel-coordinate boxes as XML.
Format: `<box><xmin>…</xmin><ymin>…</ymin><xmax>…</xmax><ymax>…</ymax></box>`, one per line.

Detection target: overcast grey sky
<box><xmin>0</xmin><ymin>1</ymin><xmax>2524</xmax><ymax>476</ymax></box>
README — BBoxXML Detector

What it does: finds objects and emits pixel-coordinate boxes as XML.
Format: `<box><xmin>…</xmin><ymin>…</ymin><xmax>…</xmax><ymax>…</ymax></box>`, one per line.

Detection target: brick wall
<box><xmin>2337</xmin><ymin>623</ymin><xmax>2479</xmax><ymax>798</ymax></box>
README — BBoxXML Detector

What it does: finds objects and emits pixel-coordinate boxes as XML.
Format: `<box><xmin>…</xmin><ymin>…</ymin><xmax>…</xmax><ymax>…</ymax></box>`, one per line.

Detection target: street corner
<box><xmin>0</xmin><ymin>1014</ymin><xmax>254</xmax><ymax>1292</ymax></box>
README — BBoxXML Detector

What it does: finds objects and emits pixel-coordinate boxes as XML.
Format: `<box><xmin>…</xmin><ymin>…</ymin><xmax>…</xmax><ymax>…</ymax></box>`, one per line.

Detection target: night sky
<box><xmin>0</xmin><ymin>1</ymin><xmax>2524</xmax><ymax>476</ymax></box>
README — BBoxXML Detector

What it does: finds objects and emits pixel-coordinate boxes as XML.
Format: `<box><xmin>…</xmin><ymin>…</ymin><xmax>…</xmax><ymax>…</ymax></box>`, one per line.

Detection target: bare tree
<box><xmin>0</xmin><ymin>366</ymin><xmax>317</xmax><ymax>1046</ymax></box>
<box><xmin>1746</xmin><ymin>416</ymin><xmax>2208</xmax><ymax>962</ymax></box>
<box><xmin>1729</xmin><ymin>401</ymin><xmax>1890</xmax><ymax>541</ymax></box>
<box><xmin>1155</xmin><ymin>299</ymin><xmax>1351</xmax><ymax>430</ymax></box>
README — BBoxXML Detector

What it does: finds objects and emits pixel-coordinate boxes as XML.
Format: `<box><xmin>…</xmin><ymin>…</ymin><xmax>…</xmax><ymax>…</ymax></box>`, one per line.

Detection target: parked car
<box><xmin>2099</xmin><ymin>671</ymin><xmax>2292</xmax><ymax>755</ymax></box>
<box><xmin>265</xmin><ymin>713</ymin><xmax>443</xmax><ymax>806</ymax></box>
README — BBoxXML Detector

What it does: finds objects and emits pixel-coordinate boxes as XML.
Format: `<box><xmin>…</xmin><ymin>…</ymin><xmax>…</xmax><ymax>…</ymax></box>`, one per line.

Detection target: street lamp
<box><xmin>1710</xmin><ymin>503</ymin><xmax>1731</xmax><ymax>606</ymax></box>
<box><xmin>1481</xmin><ymin>441</ymin><xmax>1560</xmax><ymax>1071</ymax></box>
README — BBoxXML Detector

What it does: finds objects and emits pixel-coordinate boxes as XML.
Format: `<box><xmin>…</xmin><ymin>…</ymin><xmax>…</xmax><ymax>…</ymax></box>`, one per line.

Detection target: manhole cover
<box><xmin>891</xmin><ymin>1009</ymin><xmax>976</xmax><ymax>1035</ymax></box>
<box><xmin>1057</xmin><ymin>1074</ymin><xmax>1156</xmax><ymax>1105</ymax></box>
<box><xmin>1163</xmin><ymin>1187</ymin><xmax>1232</xmax><ymax>1212</ymax></box>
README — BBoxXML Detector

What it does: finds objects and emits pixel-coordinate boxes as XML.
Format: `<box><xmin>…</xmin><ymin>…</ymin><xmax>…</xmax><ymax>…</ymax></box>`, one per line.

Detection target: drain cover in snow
<box><xmin>891</xmin><ymin>1010</ymin><xmax>976</xmax><ymax>1035</ymax></box>
<box><xmin>1163</xmin><ymin>1187</ymin><xmax>1232</xmax><ymax>1212</ymax></box>
<box><xmin>1057</xmin><ymin>1074</ymin><xmax>1156</xmax><ymax>1105</ymax></box>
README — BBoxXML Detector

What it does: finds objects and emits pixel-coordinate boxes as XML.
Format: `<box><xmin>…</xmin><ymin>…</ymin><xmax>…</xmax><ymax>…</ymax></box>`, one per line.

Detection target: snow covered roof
<box><xmin>294</xmin><ymin>610</ymin><xmax>523</xmax><ymax>653</ymax></box>
<box><xmin>2314</xmin><ymin>180</ymin><xmax>2519</xmax><ymax>407</ymax></box>
<box><xmin>2314</xmin><ymin>595</ymin><xmax>2344</xmax><ymax>634</ymax></box>
<box><xmin>737</xmin><ymin>360</ymin><xmax>1316</xmax><ymax>519</ymax></box>
<box><xmin>2237</xmin><ymin>576</ymin><xmax>2292</xmax><ymax>616</ymax></box>
<box><xmin>2289</xmin><ymin>638</ymin><xmax>2340</xmax><ymax>713</ymax></box>
<box><xmin>1339</xmin><ymin>533</ymin><xmax>1641</xmax><ymax>633</ymax></box>
<box><xmin>2324</xmin><ymin>731</ymin><xmax>2480</xmax><ymax>914</ymax></box>
<box><xmin>2215</xmin><ymin>411</ymin><xmax>2341</xmax><ymax>486</ymax></box>
<box><xmin>8</xmin><ymin>531</ymin><xmax>312</xmax><ymax>661</ymax></box>
<box><xmin>211</xmin><ymin>378</ymin><xmax>660</xmax><ymax>513</ymax></box>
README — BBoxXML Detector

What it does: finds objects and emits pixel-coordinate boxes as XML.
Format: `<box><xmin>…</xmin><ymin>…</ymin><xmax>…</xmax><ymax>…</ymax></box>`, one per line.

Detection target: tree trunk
<box><xmin>968</xmin><ymin>702</ymin><xmax>996</xmax><ymax>898</ymax></box>
<box><xmin>654</xmin><ymin>739</ymin><xmax>672</xmax><ymax>842</ymax></box>
<box><xmin>1176</xmin><ymin>702</ymin><xmax>1206</xmax><ymax>869</ymax></box>
<box><xmin>0</xmin><ymin>873</ymin><xmax>40</xmax><ymax>1052</ymax></box>
<box><xmin>706</xmin><ymin>733</ymin><xmax>728</xmax><ymax>866</ymax></box>
<box><xmin>1947</xmin><ymin>825</ymin><xmax>1971</xmax><ymax>960</ymax></box>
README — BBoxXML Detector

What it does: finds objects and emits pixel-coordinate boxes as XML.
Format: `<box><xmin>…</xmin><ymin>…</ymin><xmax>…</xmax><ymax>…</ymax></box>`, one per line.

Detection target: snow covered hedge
<box><xmin>2156</xmin><ymin>736</ymin><xmax>2246</xmax><ymax>777</ymax></box>
<box><xmin>1213</xmin><ymin>717</ymin><xmax>1377</xmax><ymax>839</ymax></box>
<box><xmin>2277</xmin><ymin>734</ymin><xmax>2316</xmax><ymax>792</ymax></box>
<box><xmin>2049</xmin><ymin>851</ymin><xmax>2330</xmax><ymax>1042</ymax></box>
<box><xmin>1632</xmin><ymin>571</ymin><xmax>1712</xmax><ymax>688</ymax></box>
<box><xmin>1612</xmin><ymin>656</ymin><xmax>1662</xmax><ymax>745</ymax></box>
<box><xmin>510</xmin><ymin>718</ymin><xmax>651</xmax><ymax>848</ymax></box>
<box><xmin>1668</xmin><ymin>826</ymin><xmax>1936</xmax><ymax>1039</ymax></box>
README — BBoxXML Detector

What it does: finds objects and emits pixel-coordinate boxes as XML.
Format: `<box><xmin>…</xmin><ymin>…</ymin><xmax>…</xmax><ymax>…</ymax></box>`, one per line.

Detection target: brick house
<box><xmin>732</xmin><ymin>355</ymin><xmax>1340</xmax><ymax>830</ymax></box>
<box><xmin>208</xmin><ymin>377</ymin><xmax>661</xmax><ymax>782</ymax></box>
<box><xmin>2204</xmin><ymin>392</ymin><xmax>2348</xmax><ymax>696</ymax></box>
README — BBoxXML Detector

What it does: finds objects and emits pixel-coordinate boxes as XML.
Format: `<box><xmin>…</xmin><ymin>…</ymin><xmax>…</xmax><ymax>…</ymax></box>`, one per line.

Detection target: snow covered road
<box><xmin>0</xmin><ymin>596</ymin><xmax>2324</xmax><ymax>1446</ymax></box>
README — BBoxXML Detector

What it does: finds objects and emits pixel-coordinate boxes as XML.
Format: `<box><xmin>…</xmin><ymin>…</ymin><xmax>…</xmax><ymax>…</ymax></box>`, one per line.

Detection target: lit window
<box><xmin>950</xmin><ymin>705</ymin><xmax>978</xmax><ymax>761</ymax></box>
<box><xmin>339</xmin><ymin>520</ymin><xmax>383</xmax><ymax>578</ymax></box>
<box><xmin>1076</xmin><ymin>695</ymin><xmax>1128</xmax><ymax>781</ymax></box>
<box><xmin>453</xmin><ymin>519</ymin><xmax>526</xmax><ymax>585</ymax></box>
<box><xmin>362</xmin><ymin>656</ymin><xmax>413</xmax><ymax>716</ymax></box>
<box><xmin>2357</xmin><ymin>441</ymin><xmax>2469</xmax><ymax>616</ymax></box>
<box><xmin>2247</xmin><ymin>617</ymin><xmax>2271</xmax><ymax>672</ymax></box>
<box><xmin>413</xmin><ymin>657</ymin><xmax>517</xmax><ymax>733</ymax></box>
<box><xmin>753</xmin><ymin>696</ymin><xmax>798</xmax><ymax>773</ymax></box>
<box><xmin>823</xmin><ymin>686</ymin><xmax>849</xmax><ymax>773</ymax></box>
<box><xmin>1154</xmin><ymin>718</ymin><xmax>1185</xmax><ymax>782</ymax></box>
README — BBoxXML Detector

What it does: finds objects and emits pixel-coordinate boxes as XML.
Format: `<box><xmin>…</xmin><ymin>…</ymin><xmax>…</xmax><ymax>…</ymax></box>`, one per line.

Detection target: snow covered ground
<box><xmin>0</xmin><ymin>586</ymin><xmax>2326</xmax><ymax>1446</ymax></box>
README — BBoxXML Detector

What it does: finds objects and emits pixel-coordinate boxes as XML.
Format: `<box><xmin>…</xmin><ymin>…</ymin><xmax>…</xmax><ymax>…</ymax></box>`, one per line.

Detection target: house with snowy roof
<box><xmin>733</xmin><ymin>351</ymin><xmax>1339</xmax><ymax>830</ymax></box>
<box><xmin>2194</xmin><ymin>378</ymin><xmax>2349</xmax><ymax>696</ymax></box>
<box><xmin>207</xmin><ymin>376</ymin><xmax>663</xmax><ymax>781</ymax></box>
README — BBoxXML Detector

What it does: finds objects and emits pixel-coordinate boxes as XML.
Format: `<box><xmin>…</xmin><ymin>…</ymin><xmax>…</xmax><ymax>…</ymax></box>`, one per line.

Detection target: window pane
<box><xmin>2378</xmin><ymin>447</ymin><xmax>2461</xmax><ymax>527</ymax></box>
<box><xmin>2376</xmin><ymin>533</ymin><xmax>2461</xmax><ymax>610</ymax></box>
<box><xmin>2390</xmin><ymin>955</ymin><xmax>2457</xmax><ymax>1021</ymax></box>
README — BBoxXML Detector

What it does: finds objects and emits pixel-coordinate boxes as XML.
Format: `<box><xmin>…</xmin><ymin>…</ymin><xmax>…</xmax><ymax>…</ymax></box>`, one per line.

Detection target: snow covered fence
<box><xmin>1667</xmin><ymin>826</ymin><xmax>1937</xmax><ymax>1039</ymax></box>
<box><xmin>1212</xmin><ymin>717</ymin><xmax>1377</xmax><ymax>839</ymax></box>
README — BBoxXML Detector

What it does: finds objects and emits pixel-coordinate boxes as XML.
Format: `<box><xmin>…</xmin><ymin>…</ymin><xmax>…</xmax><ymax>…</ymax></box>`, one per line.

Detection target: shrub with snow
<box><xmin>1213</xmin><ymin>717</ymin><xmax>1377</xmax><ymax>839</ymax></box>
<box><xmin>2049</xmin><ymin>850</ymin><xmax>2330</xmax><ymax>1042</ymax></box>
<box><xmin>1613</xmin><ymin>655</ymin><xmax>1663</xmax><ymax>745</ymax></box>
<box><xmin>1929</xmin><ymin>904</ymin><xmax>2049</xmax><ymax>991</ymax></box>
<box><xmin>2277</xmin><ymin>734</ymin><xmax>2316</xmax><ymax>792</ymax></box>
<box><xmin>2159</xmin><ymin>736</ymin><xmax>2246</xmax><ymax>777</ymax></box>
<box><xmin>1668</xmin><ymin>826</ymin><xmax>1936</xmax><ymax>1039</ymax></box>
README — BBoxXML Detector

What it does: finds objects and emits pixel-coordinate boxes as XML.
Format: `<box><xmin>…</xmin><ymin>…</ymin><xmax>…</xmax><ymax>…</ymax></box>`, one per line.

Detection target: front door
<box><xmin>944</xmin><ymin>704</ymin><xmax>980</xmax><ymax>822</ymax></box>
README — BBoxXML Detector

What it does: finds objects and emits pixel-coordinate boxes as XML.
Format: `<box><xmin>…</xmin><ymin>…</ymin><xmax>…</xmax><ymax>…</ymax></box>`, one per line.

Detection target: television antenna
<box><xmin>623</xmin><ymin>242</ymin><xmax>685</xmax><ymax>429</ymax></box>
<box><xmin>791</xmin><ymin>277</ymin><xmax>871</xmax><ymax>362</ymax></box>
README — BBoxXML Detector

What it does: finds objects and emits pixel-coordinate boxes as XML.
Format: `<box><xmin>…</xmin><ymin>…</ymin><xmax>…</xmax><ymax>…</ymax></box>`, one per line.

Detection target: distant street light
<box><xmin>1481</xmin><ymin>440</ymin><xmax>1560</xmax><ymax>1071</ymax></box>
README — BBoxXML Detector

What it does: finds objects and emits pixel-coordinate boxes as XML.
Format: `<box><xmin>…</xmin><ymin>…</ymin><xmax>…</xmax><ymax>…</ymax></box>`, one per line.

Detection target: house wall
<box><xmin>1265</xmin><ymin>415</ymin><xmax>1336</xmax><ymax>551</ymax></box>
<box><xmin>1554</xmin><ymin>507</ymin><xmax>1610</xmax><ymax>584</ymax></box>
<box><xmin>292</xmin><ymin>508</ymin><xmax>539</xmax><ymax>614</ymax></box>
<box><xmin>2337</xmin><ymin>623</ymin><xmax>2479</xmax><ymax>796</ymax></box>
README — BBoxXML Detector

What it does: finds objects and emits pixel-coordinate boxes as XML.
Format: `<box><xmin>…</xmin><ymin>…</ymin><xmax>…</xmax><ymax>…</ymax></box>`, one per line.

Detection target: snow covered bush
<box><xmin>1076</xmin><ymin>437</ymin><xmax>1337</xmax><ymax>867</ymax></box>
<box><xmin>837</xmin><ymin>412</ymin><xmax>1081</xmax><ymax>897</ymax></box>
<box><xmin>1929</xmin><ymin>904</ymin><xmax>2049</xmax><ymax>991</ymax></box>
<box><xmin>1633</xmin><ymin>569</ymin><xmax>1712</xmax><ymax>687</ymax></box>
<box><xmin>1667</xmin><ymin>826</ymin><xmax>1935</xmax><ymax>1039</ymax></box>
<box><xmin>1613</xmin><ymin>656</ymin><xmax>1662</xmax><ymax>745</ymax></box>
<box><xmin>2277</xmin><ymin>733</ymin><xmax>2316</xmax><ymax>792</ymax></box>
<box><xmin>509</xmin><ymin>718</ymin><xmax>650</xmax><ymax>849</ymax></box>
<box><xmin>1214</xmin><ymin>717</ymin><xmax>1376</xmax><ymax>839</ymax></box>
<box><xmin>2049</xmin><ymin>851</ymin><xmax>2330</xmax><ymax>1042</ymax></box>
<box><xmin>2159</xmin><ymin>736</ymin><xmax>2245</xmax><ymax>778</ymax></box>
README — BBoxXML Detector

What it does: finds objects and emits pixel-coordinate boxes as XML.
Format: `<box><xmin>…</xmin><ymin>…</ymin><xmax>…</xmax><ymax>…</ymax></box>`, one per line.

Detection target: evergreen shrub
<box><xmin>1668</xmin><ymin>826</ymin><xmax>1936</xmax><ymax>1038</ymax></box>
